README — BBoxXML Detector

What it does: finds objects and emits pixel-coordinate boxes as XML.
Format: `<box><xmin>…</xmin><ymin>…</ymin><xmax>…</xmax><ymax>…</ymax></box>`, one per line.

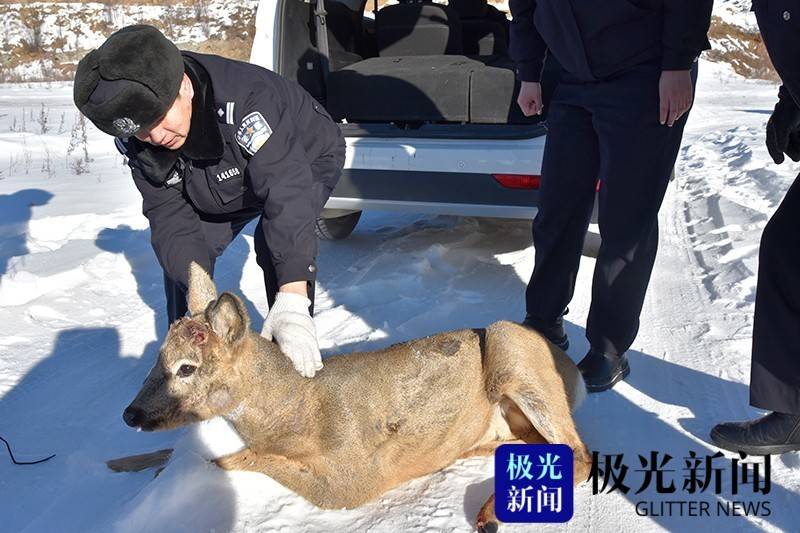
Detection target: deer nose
<box><xmin>123</xmin><ymin>406</ymin><xmax>144</xmax><ymax>427</ymax></box>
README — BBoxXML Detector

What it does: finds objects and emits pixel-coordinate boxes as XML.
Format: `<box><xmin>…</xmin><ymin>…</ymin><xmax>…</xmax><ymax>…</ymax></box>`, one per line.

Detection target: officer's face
<box><xmin>135</xmin><ymin>74</ymin><xmax>194</xmax><ymax>150</ymax></box>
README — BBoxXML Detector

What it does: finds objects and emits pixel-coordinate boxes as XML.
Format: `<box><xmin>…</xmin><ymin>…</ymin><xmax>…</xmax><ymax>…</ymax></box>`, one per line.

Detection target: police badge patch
<box><xmin>235</xmin><ymin>112</ymin><xmax>272</xmax><ymax>155</ymax></box>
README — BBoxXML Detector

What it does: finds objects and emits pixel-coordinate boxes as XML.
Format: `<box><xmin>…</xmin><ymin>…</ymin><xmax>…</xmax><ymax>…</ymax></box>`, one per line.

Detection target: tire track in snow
<box><xmin>628</xmin><ymin>125</ymin><xmax>800</xmax><ymax>531</ymax></box>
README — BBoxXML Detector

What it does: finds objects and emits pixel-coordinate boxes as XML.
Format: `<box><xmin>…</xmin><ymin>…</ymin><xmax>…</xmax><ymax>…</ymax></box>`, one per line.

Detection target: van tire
<box><xmin>315</xmin><ymin>211</ymin><xmax>362</xmax><ymax>240</ymax></box>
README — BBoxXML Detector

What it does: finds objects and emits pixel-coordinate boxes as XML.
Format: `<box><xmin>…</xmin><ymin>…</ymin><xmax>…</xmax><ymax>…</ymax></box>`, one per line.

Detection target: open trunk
<box><xmin>274</xmin><ymin>0</ymin><xmax>558</xmax><ymax>138</ymax></box>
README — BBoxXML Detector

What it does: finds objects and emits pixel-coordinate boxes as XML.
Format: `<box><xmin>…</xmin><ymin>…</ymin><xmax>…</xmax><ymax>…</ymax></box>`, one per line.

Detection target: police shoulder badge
<box><xmin>235</xmin><ymin>111</ymin><xmax>272</xmax><ymax>156</ymax></box>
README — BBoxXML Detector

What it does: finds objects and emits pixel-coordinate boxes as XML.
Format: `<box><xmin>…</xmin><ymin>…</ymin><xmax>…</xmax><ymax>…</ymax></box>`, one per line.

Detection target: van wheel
<box><xmin>315</xmin><ymin>211</ymin><xmax>362</xmax><ymax>240</ymax></box>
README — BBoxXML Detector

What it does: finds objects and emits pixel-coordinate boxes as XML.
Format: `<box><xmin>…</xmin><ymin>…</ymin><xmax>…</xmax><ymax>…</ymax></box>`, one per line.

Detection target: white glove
<box><xmin>261</xmin><ymin>292</ymin><xmax>322</xmax><ymax>378</ymax></box>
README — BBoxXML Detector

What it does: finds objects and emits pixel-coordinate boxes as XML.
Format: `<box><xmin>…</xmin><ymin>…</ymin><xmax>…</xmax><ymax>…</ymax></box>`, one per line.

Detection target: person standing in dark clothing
<box><xmin>509</xmin><ymin>0</ymin><xmax>713</xmax><ymax>392</ymax></box>
<box><xmin>711</xmin><ymin>1</ymin><xmax>800</xmax><ymax>455</ymax></box>
<box><xmin>74</xmin><ymin>25</ymin><xmax>346</xmax><ymax>378</ymax></box>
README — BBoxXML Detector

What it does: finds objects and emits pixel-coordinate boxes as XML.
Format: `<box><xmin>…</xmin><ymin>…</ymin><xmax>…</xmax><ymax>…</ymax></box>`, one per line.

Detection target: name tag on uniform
<box><xmin>236</xmin><ymin>112</ymin><xmax>272</xmax><ymax>156</ymax></box>
<box><xmin>216</xmin><ymin>167</ymin><xmax>241</xmax><ymax>182</ymax></box>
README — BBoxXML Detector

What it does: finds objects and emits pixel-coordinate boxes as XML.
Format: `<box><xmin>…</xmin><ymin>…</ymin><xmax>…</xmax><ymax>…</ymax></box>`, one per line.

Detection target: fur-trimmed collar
<box><xmin>181</xmin><ymin>55</ymin><xmax>224</xmax><ymax>161</ymax></box>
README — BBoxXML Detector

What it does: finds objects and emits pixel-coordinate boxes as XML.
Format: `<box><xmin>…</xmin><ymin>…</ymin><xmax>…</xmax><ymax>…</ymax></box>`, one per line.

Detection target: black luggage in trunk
<box><xmin>326</xmin><ymin>54</ymin><xmax>544</xmax><ymax>125</ymax></box>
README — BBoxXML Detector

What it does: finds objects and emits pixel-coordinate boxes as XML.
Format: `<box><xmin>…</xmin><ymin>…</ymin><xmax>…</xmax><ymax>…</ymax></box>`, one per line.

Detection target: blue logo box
<box><xmin>495</xmin><ymin>443</ymin><xmax>574</xmax><ymax>523</ymax></box>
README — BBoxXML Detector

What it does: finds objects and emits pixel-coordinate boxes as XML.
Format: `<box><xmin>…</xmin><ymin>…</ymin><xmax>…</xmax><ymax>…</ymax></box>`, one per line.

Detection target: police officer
<box><xmin>711</xmin><ymin>1</ymin><xmax>800</xmax><ymax>455</ymax></box>
<box><xmin>509</xmin><ymin>0</ymin><xmax>713</xmax><ymax>392</ymax></box>
<box><xmin>74</xmin><ymin>25</ymin><xmax>346</xmax><ymax>378</ymax></box>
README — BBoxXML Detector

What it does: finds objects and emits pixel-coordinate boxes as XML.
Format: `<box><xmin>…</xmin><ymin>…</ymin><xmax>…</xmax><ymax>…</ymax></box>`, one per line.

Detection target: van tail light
<box><xmin>492</xmin><ymin>174</ymin><xmax>541</xmax><ymax>190</ymax></box>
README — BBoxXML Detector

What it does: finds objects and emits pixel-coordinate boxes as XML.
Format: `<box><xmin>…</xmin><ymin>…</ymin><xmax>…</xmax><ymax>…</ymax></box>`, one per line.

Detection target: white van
<box><xmin>249</xmin><ymin>0</ymin><xmax>559</xmax><ymax>239</ymax></box>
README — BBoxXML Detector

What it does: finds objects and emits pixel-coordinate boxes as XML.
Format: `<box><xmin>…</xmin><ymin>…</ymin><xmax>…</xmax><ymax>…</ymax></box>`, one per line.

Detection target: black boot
<box><xmin>523</xmin><ymin>310</ymin><xmax>569</xmax><ymax>351</ymax></box>
<box><xmin>710</xmin><ymin>412</ymin><xmax>800</xmax><ymax>455</ymax></box>
<box><xmin>577</xmin><ymin>350</ymin><xmax>630</xmax><ymax>393</ymax></box>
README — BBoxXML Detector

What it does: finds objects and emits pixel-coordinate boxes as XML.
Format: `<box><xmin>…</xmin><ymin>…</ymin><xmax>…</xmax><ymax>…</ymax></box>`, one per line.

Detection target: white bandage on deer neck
<box><xmin>261</xmin><ymin>292</ymin><xmax>323</xmax><ymax>378</ymax></box>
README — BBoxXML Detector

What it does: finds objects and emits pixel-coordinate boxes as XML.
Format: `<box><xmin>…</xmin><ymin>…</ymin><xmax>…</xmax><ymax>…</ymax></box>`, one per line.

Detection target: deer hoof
<box><xmin>477</xmin><ymin>521</ymin><xmax>498</xmax><ymax>533</ymax></box>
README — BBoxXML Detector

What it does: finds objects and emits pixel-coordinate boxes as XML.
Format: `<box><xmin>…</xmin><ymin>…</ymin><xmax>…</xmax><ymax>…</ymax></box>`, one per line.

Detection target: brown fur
<box><xmin>116</xmin><ymin>263</ymin><xmax>590</xmax><ymax>529</ymax></box>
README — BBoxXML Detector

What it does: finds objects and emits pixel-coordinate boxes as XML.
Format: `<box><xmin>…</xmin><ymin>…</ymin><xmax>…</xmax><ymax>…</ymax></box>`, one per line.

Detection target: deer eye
<box><xmin>176</xmin><ymin>364</ymin><xmax>197</xmax><ymax>378</ymax></box>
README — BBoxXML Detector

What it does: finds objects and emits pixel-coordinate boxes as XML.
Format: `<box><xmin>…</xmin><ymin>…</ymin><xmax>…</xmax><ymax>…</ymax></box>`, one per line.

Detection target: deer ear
<box><xmin>206</xmin><ymin>293</ymin><xmax>250</xmax><ymax>344</ymax></box>
<box><xmin>187</xmin><ymin>262</ymin><xmax>217</xmax><ymax>316</ymax></box>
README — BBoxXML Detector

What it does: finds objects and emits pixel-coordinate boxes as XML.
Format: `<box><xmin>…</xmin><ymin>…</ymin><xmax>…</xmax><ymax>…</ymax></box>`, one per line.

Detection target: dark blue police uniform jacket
<box><xmin>509</xmin><ymin>0</ymin><xmax>713</xmax><ymax>82</ymax></box>
<box><xmin>115</xmin><ymin>52</ymin><xmax>346</xmax><ymax>291</ymax></box>
<box><xmin>753</xmin><ymin>0</ymin><xmax>800</xmax><ymax>105</ymax></box>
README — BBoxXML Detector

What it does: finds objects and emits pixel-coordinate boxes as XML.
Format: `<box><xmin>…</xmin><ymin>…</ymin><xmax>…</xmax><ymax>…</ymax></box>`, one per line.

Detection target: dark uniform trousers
<box><xmin>526</xmin><ymin>61</ymin><xmax>698</xmax><ymax>357</ymax></box>
<box><xmin>164</xmin><ymin>170</ymin><xmax>335</xmax><ymax>324</ymax></box>
<box><xmin>749</xmin><ymin>174</ymin><xmax>800</xmax><ymax>415</ymax></box>
<box><xmin>749</xmin><ymin>0</ymin><xmax>800</xmax><ymax>415</ymax></box>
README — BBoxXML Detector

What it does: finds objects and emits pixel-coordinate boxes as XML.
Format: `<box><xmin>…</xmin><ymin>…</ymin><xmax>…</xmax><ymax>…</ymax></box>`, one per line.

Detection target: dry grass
<box><xmin>707</xmin><ymin>15</ymin><xmax>778</xmax><ymax>82</ymax></box>
<box><xmin>0</xmin><ymin>1</ymin><xmax>256</xmax><ymax>81</ymax></box>
<box><xmin>181</xmin><ymin>16</ymin><xmax>257</xmax><ymax>62</ymax></box>
<box><xmin>0</xmin><ymin>0</ymin><xmax>192</xmax><ymax>4</ymax></box>
<box><xmin>181</xmin><ymin>39</ymin><xmax>251</xmax><ymax>61</ymax></box>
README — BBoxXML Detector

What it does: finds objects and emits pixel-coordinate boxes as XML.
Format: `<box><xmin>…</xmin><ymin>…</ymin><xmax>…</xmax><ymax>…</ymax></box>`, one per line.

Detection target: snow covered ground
<box><xmin>1</xmin><ymin>58</ymin><xmax>799</xmax><ymax>532</ymax></box>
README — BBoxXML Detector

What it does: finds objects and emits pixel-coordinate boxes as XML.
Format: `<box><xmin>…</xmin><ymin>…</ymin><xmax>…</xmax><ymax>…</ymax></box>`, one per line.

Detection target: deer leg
<box><xmin>476</xmin><ymin>494</ymin><xmax>498</xmax><ymax>533</ymax></box>
<box><xmin>475</xmin><ymin>394</ymin><xmax>590</xmax><ymax>532</ymax></box>
<box><xmin>214</xmin><ymin>448</ymin><xmax>374</xmax><ymax>509</ymax></box>
<box><xmin>501</xmin><ymin>393</ymin><xmax>592</xmax><ymax>484</ymax></box>
<box><xmin>458</xmin><ymin>439</ymin><xmax>525</xmax><ymax>460</ymax></box>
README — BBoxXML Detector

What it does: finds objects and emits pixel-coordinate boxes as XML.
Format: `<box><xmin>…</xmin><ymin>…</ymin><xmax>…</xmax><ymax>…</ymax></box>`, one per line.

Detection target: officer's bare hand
<box><xmin>518</xmin><ymin>81</ymin><xmax>544</xmax><ymax>117</ymax></box>
<box><xmin>261</xmin><ymin>292</ymin><xmax>323</xmax><ymax>378</ymax></box>
<box><xmin>659</xmin><ymin>70</ymin><xmax>693</xmax><ymax>127</ymax></box>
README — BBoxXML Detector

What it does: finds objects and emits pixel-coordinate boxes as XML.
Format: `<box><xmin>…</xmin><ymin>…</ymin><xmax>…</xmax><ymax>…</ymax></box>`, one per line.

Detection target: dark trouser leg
<box><xmin>253</xmin><ymin>217</ymin><xmax>317</xmax><ymax>316</ymax></box>
<box><xmin>750</xmin><ymin>173</ymin><xmax>800</xmax><ymax>415</ymax></box>
<box><xmin>525</xmin><ymin>92</ymin><xmax>600</xmax><ymax>322</ymax></box>
<box><xmin>586</xmin><ymin>63</ymin><xmax>697</xmax><ymax>356</ymax></box>
<box><xmin>250</xmin><ymin>167</ymin><xmax>332</xmax><ymax>317</ymax></box>
<box><xmin>162</xmin><ymin>216</ymin><xmax>253</xmax><ymax>325</ymax></box>
<box><xmin>165</xmin><ymin>272</ymin><xmax>194</xmax><ymax>324</ymax></box>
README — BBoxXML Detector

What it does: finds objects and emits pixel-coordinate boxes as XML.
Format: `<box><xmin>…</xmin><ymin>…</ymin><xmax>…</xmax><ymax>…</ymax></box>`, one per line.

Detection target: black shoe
<box><xmin>577</xmin><ymin>350</ymin><xmax>629</xmax><ymax>393</ymax></box>
<box><xmin>710</xmin><ymin>412</ymin><xmax>800</xmax><ymax>455</ymax></box>
<box><xmin>523</xmin><ymin>312</ymin><xmax>569</xmax><ymax>351</ymax></box>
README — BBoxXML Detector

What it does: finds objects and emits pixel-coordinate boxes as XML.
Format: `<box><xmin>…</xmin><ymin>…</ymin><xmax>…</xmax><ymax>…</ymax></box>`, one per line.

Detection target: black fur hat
<box><xmin>73</xmin><ymin>25</ymin><xmax>184</xmax><ymax>137</ymax></box>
